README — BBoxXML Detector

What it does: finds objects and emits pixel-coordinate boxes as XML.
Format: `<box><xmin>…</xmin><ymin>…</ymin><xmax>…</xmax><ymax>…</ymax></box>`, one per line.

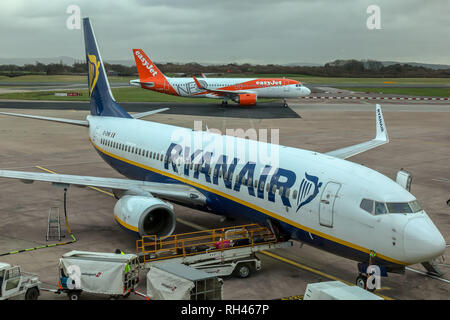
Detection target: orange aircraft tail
<box><xmin>132</xmin><ymin>49</ymin><xmax>165</xmax><ymax>81</ymax></box>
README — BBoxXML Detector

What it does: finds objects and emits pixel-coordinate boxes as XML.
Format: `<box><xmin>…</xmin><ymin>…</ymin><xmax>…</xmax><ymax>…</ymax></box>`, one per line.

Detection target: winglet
<box><xmin>192</xmin><ymin>76</ymin><xmax>205</xmax><ymax>90</ymax></box>
<box><xmin>324</xmin><ymin>104</ymin><xmax>390</xmax><ymax>160</ymax></box>
<box><xmin>375</xmin><ymin>104</ymin><xmax>389</xmax><ymax>142</ymax></box>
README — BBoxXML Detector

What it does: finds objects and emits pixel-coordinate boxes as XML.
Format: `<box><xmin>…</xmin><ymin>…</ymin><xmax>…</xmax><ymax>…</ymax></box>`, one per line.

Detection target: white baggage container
<box><xmin>58</xmin><ymin>250</ymin><xmax>141</xmax><ymax>300</ymax></box>
<box><xmin>303</xmin><ymin>281</ymin><xmax>383</xmax><ymax>300</ymax></box>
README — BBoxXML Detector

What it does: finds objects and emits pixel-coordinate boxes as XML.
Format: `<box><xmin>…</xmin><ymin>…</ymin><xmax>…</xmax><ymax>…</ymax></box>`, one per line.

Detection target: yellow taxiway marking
<box><xmin>260</xmin><ymin>250</ymin><xmax>393</xmax><ymax>300</ymax></box>
<box><xmin>35</xmin><ymin>165</ymin><xmax>393</xmax><ymax>300</ymax></box>
<box><xmin>35</xmin><ymin>165</ymin><xmax>114</xmax><ymax>197</ymax></box>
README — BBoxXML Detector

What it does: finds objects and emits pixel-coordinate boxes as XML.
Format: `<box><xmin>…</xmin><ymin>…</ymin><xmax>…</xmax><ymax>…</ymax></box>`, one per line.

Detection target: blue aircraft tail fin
<box><xmin>83</xmin><ymin>18</ymin><xmax>131</xmax><ymax>118</ymax></box>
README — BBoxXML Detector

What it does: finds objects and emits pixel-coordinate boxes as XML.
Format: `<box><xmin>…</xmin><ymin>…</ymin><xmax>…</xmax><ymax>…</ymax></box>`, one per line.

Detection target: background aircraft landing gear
<box><xmin>282</xmin><ymin>98</ymin><xmax>288</xmax><ymax>108</ymax></box>
<box><xmin>221</xmin><ymin>100</ymin><xmax>228</xmax><ymax>107</ymax></box>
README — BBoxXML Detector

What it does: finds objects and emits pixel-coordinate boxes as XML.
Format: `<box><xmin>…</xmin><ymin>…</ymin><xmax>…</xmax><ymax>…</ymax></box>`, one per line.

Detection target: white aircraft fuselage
<box><xmin>87</xmin><ymin>115</ymin><xmax>446</xmax><ymax>270</ymax></box>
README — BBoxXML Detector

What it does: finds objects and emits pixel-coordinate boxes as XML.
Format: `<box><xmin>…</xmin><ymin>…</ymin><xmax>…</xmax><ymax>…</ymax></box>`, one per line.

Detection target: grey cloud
<box><xmin>0</xmin><ymin>0</ymin><xmax>448</xmax><ymax>65</ymax></box>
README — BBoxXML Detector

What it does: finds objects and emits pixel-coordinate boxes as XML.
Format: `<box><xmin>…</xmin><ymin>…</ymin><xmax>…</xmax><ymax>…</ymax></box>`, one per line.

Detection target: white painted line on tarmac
<box><xmin>405</xmin><ymin>267</ymin><xmax>450</xmax><ymax>284</ymax></box>
<box><xmin>432</xmin><ymin>178</ymin><xmax>450</xmax><ymax>184</ymax></box>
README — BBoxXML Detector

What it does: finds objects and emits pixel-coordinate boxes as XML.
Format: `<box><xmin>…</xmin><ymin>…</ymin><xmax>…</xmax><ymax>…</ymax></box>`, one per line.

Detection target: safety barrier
<box><xmin>300</xmin><ymin>96</ymin><xmax>449</xmax><ymax>101</ymax></box>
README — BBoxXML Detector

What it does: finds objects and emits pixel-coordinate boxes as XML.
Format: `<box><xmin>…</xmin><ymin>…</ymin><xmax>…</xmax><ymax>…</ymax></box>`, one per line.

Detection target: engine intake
<box><xmin>235</xmin><ymin>93</ymin><xmax>257</xmax><ymax>106</ymax></box>
<box><xmin>114</xmin><ymin>195</ymin><xmax>176</xmax><ymax>237</ymax></box>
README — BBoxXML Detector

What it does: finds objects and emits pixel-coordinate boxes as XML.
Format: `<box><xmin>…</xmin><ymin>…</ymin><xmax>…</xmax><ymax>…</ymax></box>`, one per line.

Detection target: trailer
<box><xmin>146</xmin><ymin>262</ymin><xmax>223</xmax><ymax>300</ymax></box>
<box><xmin>0</xmin><ymin>262</ymin><xmax>41</xmax><ymax>300</ymax></box>
<box><xmin>303</xmin><ymin>281</ymin><xmax>383</xmax><ymax>300</ymax></box>
<box><xmin>57</xmin><ymin>250</ymin><xmax>142</xmax><ymax>300</ymax></box>
<box><xmin>137</xmin><ymin>224</ymin><xmax>293</xmax><ymax>278</ymax></box>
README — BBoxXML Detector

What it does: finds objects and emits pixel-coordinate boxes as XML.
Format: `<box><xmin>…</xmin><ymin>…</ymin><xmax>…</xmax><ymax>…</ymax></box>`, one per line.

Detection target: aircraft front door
<box><xmin>319</xmin><ymin>182</ymin><xmax>341</xmax><ymax>228</ymax></box>
<box><xmin>283</xmin><ymin>80</ymin><xmax>289</xmax><ymax>92</ymax></box>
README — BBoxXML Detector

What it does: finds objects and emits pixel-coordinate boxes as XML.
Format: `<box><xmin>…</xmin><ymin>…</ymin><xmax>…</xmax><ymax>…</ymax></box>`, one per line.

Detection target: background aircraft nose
<box><xmin>403</xmin><ymin>217</ymin><xmax>446</xmax><ymax>263</ymax></box>
<box><xmin>303</xmin><ymin>87</ymin><xmax>311</xmax><ymax>95</ymax></box>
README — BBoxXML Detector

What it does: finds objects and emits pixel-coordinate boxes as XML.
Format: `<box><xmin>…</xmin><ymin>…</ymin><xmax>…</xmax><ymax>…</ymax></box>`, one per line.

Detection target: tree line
<box><xmin>0</xmin><ymin>59</ymin><xmax>449</xmax><ymax>78</ymax></box>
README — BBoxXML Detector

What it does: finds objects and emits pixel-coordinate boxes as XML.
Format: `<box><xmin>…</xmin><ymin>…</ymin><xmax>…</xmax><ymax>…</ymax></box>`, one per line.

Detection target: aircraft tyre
<box><xmin>356</xmin><ymin>274</ymin><xmax>367</xmax><ymax>289</ymax></box>
<box><xmin>356</xmin><ymin>274</ymin><xmax>376</xmax><ymax>292</ymax></box>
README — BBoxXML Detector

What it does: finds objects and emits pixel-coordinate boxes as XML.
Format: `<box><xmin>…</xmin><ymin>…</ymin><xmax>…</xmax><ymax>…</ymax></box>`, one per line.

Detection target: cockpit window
<box><xmin>375</xmin><ymin>202</ymin><xmax>387</xmax><ymax>215</ymax></box>
<box><xmin>409</xmin><ymin>200</ymin><xmax>422</xmax><ymax>212</ymax></box>
<box><xmin>360</xmin><ymin>199</ymin><xmax>374</xmax><ymax>214</ymax></box>
<box><xmin>387</xmin><ymin>202</ymin><xmax>412</xmax><ymax>214</ymax></box>
<box><xmin>360</xmin><ymin>198</ymin><xmax>423</xmax><ymax>215</ymax></box>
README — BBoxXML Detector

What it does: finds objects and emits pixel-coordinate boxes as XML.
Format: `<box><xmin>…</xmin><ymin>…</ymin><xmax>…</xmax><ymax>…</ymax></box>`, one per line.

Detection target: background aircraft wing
<box><xmin>0</xmin><ymin>170</ymin><xmax>206</xmax><ymax>206</ymax></box>
<box><xmin>325</xmin><ymin>104</ymin><xmax>389</xmax><ymax>159</ymax></box>
<box><xmin>192</xmin><ymin>76</ymin><xmax>252</xmax><ymax>96</ymax></box>
<box><xmin>131</xmin><ymin>108</ymin><xmax>170</xmax><ymax>119</ymax></box>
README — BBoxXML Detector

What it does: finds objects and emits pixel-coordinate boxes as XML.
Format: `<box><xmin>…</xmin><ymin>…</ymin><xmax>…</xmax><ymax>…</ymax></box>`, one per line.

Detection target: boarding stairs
<box><xmin>46</xmin><ymin>206</ymin><xmax>61</xmax><ymax>242</ymax></box>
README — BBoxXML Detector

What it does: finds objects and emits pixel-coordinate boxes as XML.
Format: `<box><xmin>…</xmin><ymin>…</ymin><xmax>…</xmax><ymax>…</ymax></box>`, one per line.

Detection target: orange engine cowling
<box><xmin>236</xmin><ymin>93</ymin><xmax>257</xmax><ymax>106</ymax></box>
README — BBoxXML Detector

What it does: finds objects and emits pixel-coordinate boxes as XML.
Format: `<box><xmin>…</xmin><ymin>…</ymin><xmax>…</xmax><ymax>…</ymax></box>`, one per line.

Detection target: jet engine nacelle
<box><xmin>235</xmin><ymin>93</ymin><xmax>257</xmax><ymax>106</ymax></box>
<box><xmin>114</xmin><ymin>195</ymin><xmax>176</xmax><ymax>237</ymax></box>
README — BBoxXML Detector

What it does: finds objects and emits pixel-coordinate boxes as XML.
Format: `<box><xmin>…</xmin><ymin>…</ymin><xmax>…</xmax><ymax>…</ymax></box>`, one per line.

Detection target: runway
<box><xmin>0</xmin><ymin>100</ymin><xmax>449</xmax><ymax>121</ymax></box>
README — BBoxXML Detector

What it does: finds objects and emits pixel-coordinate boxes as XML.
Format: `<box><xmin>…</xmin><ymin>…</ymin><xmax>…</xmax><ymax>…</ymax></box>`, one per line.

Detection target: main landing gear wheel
<box><xmin>221</xmin><ymin>100</ymin><xmax>228</xmax><ymax>107</ymax></box>
<box><xmin>282</xmin><ymin>99</ymin><xmax>288</xmax><ymax>108</ymax></box>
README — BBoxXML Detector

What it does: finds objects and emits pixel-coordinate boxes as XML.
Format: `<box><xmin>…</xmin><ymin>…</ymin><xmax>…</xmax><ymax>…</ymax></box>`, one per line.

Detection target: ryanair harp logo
<box><xmin>296</xmin><ymin>172</ymin><xmax>323</xmax><ymax>212</ymax></box>
<box><xmin>88</xmin><ymin>54</ymin><xmax>101</xmax><ymax>96</ymax></box>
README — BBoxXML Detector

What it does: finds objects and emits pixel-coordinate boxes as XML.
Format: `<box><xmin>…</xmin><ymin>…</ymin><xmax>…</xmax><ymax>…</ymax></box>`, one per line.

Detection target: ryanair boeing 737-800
<box><xmin>0</xmin><ymin>18</ymin><xmax>445</xmax><ymax>289</ymax></box>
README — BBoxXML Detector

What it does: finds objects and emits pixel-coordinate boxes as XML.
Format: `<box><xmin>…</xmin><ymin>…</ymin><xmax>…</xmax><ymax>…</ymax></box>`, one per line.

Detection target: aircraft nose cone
<box><xmin>403</xmin><ymin>217</ymin><xmax>446</xmax><ymax>263</ymax></box>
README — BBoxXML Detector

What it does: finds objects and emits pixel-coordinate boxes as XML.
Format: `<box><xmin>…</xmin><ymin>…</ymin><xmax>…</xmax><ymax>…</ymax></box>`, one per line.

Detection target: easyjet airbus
<box><xmin>130</xmin><ymin>49</ymin><xmax>311</xmax><ymax>107</ymax></box>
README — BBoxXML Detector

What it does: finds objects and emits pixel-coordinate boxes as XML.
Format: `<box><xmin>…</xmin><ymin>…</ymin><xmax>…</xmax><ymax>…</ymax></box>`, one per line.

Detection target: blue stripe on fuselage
<box><xmin>93</xmin><ymin>145</ymin><xmax>400</xmax><ymax>268</ymax></box>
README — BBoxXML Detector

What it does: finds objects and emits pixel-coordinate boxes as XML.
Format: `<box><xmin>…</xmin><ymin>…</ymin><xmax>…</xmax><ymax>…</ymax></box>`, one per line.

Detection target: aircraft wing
<box><xmin>0</xmin><ymin>170</ymin><xmax>206</xmax><ymax>206</ymax></box>
<box><xmin>325</xmin><ymin>104</ymin><xmax>389</xmax><ymax>159</ymax></box>
<box><xmin>0</xmin><ymin>112</ymin><xmax>89</xmax><ymax>127</ymax></box>
<box><xmin>192</xmin><ymin>76</ymin><xmax>252</xmax><ymax>96</ymax></box>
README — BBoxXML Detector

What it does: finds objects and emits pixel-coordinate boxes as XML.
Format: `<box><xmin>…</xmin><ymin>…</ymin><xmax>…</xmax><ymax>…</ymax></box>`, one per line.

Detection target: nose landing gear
<box><xmin>355</xmin><ymin>273</ymin><xmax>377</xmax><ymax>292</ymax></box>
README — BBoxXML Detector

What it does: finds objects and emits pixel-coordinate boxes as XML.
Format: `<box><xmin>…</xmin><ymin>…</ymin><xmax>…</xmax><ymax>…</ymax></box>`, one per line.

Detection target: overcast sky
<box><xmin>0</xmin><ymin>0</ymin><xmax>448</xmax><ymax>65</ymax></box>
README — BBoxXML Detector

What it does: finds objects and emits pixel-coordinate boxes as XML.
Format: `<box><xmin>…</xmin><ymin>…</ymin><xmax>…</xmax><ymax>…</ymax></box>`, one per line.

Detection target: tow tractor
<box><xmin>0</xmin><ymin>262</ymin><xmax>41</xmax><ymax>300</ymax></box>
<box><xmin>136</xmin><ymin>224</ymin><xmax>293</xmax><ymax>278</ymax></box>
